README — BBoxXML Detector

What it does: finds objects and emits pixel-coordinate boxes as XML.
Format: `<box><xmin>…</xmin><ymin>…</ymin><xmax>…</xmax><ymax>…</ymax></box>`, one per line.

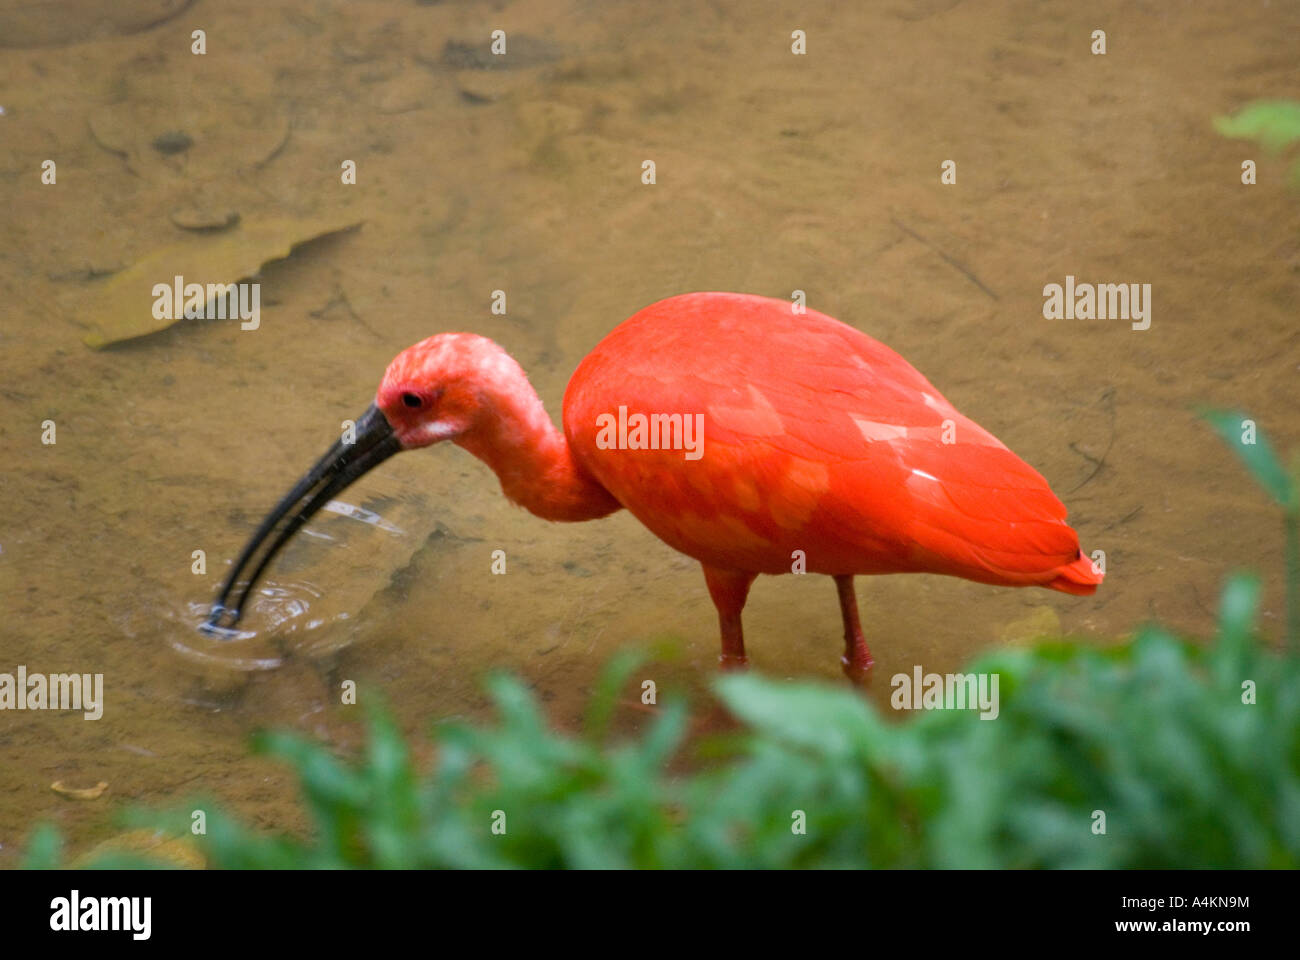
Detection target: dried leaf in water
<box><xmin>169</xmin><ymin>205</ymin><xmax>241</xmax><ymax>232</ymax></box>
<box><xmin>50</xmin><ymin>780</ymin><xmax>108</xmax><ymax>800</ymax></box>
<box><xmin>81</xmin><ymin>217</ymin><xmax>363</xmax><ymax>348</ymax></box>
<box><xmin>998</xmin><ymin>606</ymin><xmax>1062</xmax><ymax>646</ymax></box>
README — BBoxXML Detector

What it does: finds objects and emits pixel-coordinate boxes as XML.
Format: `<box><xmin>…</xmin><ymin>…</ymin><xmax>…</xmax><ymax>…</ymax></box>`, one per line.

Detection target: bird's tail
<box><xmin>1046</xmin><ymin>550</ymin><xmax>1104</xmax><ymax>596</ymax></box>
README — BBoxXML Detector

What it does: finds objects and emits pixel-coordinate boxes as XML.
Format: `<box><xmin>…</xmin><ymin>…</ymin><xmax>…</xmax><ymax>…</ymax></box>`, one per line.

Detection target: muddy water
<box><xmin>1</xmin><ymin>0</ymin><xmax>1297</xmax><ymax>865</ymax></box>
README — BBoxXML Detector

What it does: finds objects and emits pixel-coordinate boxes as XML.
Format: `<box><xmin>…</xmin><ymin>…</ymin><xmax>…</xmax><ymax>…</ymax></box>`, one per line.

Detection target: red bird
<box><xmin>207</xmin><ymin>292</ymin><xmax>1101</xmax><ymax>681</ymax></box>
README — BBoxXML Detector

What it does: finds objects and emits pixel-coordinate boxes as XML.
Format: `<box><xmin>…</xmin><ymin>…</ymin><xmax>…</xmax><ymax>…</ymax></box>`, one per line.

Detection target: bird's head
<box><xmin>374</xmin><ymin>333</ymin><xmax>515</xmax><ymax>449</ymax></box>
<box><xmin>204</xmin><ymin>333</ymin><xmax>516</xmax><ymax>632</ymax></box>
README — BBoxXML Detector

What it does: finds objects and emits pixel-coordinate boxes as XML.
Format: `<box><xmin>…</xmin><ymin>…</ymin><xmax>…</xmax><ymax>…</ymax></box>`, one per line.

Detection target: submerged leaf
<box><xmin>0</xmin><ymin>0</ymin><xmax>195</xmax><ymax>49</ymax></box>
<box><xmin>80</xmin><ymin>217</ymin><xmax>362</xmax><ymax>348</ymax></box>
<box><xmin>86</xmin><ymin>58</ymin><xmax>288</xmax><ymax>180</ymax></box>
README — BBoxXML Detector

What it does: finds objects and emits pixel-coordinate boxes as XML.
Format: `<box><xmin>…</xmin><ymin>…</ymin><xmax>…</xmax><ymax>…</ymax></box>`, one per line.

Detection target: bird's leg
<box><xmin>702</xmin><ymin>565</ymin><xmax>757</xmax><ymax>670</ymax></box>
<box><xmin>834</xmin><ymin>575</ymin><xmax>874</xmax><ymax>684</ymax></box>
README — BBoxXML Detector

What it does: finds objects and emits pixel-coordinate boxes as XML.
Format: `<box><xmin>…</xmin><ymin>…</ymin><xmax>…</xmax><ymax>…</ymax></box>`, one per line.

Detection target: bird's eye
<box><xmin>402</xmin><ymin>392</ymin><xmax>422</xmax><ymax>409</ymax></box>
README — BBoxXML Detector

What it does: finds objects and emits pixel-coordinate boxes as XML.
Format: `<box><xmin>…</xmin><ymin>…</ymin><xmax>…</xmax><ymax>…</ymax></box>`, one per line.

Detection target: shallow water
<box><xmin>1</xmin><ymin>0</ymin><xmax>1298</xmax><ymax>865</ymax></box>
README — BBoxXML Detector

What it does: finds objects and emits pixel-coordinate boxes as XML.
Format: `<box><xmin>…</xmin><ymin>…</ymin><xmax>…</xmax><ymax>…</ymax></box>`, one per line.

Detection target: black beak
<box><xmin>204</xmin><ymin>404</ymin><xmax>401</xmax><ymax>632</ymax></box>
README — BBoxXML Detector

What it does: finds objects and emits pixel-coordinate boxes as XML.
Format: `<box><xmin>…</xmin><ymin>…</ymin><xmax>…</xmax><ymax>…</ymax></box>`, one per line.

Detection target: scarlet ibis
<box><xmin>206</xmin><ymin>292</ymin><xmax>1101</xmax><ymax>680</ymax></box>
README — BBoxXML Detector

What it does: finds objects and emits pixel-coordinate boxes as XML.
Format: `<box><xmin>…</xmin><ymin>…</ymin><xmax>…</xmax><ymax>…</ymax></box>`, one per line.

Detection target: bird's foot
<box><xmin>718</xmin><ymin>652</ymin><xmax>749</xmax><ymax>671</ymax></box>
<box><xmin>841</xmin><ymin>652</ymin><xmax>874</xmax><ymax>687</ymax></box>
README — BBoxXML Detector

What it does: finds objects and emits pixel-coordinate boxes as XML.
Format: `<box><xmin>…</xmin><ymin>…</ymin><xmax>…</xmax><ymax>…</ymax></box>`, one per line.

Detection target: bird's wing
<box><xmin>566</xmin><ymin>293</ymin><xmax>1086</xmax><ymax>586</ymax></box>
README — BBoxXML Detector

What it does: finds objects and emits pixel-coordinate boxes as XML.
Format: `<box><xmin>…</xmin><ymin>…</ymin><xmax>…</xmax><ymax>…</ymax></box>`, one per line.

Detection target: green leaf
<box><xmin>1219</xmin><ymin>574</ymin><xmax>1261</xmax><ymax>642</ymax></box>
<box><xmin>1202</xmin><ymin>409</ymin><xmax>1295</xmax><ymax>509</ymax></box>
<box><xmin>583</xmin><ymin>649</ymin><xmax>645</xmax><ymax>742</ymax></box>
<box><xmin>1213</xmin><ymin>100</ymin><xmax>1300</xmax><ymax>153</ymax></box>
<box><xmin>21</xmin><ymin>823</ymin><xmax>62</xmax><ymax>869</ymax></box>
<box><xmin>713</xmin><ymin>673</ymin><xmax>888</xmax><ymax>764</ymax></box>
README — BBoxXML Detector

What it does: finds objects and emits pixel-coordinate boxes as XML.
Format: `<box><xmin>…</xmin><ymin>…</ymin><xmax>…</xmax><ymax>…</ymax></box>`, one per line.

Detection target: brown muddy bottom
<box><xmin>1</xmin><ymin>0</ymin><xmax>1297</xmax><ymax>865</ymax></box>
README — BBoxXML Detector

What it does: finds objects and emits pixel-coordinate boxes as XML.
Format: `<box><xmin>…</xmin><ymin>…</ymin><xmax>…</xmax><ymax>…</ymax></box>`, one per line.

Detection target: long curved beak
<box><xmin>204</xmin><ymin>404</ymin><xmax>401</xmax><ymax>632</ymax></box>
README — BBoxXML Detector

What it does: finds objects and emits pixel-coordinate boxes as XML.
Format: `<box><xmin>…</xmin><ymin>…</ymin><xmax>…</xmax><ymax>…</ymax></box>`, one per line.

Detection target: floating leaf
<box><xmin>81</xmin><ymin>217</ymin><xmax>362</xmax><ymax>348</ymax></box>
<box><xmin>1213</xmin><ymin>100</ymin><xmax>1300</xmax><ymax>153</ymax></box>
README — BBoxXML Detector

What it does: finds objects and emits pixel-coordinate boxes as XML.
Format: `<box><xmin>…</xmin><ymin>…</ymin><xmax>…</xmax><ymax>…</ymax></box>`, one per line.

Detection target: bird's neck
<box><xmin>454</xmin><ymin>372</ymin><xmax>622</xmax><ymax>523</ymax></box>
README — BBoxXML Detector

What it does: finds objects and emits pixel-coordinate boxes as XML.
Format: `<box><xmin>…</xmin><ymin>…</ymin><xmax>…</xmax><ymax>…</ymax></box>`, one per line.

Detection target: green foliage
<box><xmin>1214</xmin><ymin>101</ymin><xmax>1300</xmax><ymax>154</ymax></box>
<box><xmin>1202</xmin><ymin>409</ymin><xmax>1295</xmax><ymax>512</ymax></box>
<box><xmin>1214</xmin><ymin>100</ymin><xmax>1300</xmax><ymax>183</ymax></box>
<box><xmin>21</xmin><ymin>823</ymin><xmax>62</xmax><ymax>870</ymax></box>
<box><xmin>27</xmin><ymin>577</ymin><xmax>1299</xmax><ymax>870</ymax></box>
<box><xmin>1202</xmin><ymin>409</ymin><xmax>1298</xmax><ymax>650</ymax></box>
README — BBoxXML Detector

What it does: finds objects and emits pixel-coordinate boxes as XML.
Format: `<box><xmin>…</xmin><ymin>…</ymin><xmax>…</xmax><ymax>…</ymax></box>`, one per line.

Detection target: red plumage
<box><xmin>565</xmin><ymin>292</ymin><xmax>1099</xmax><ymax>595</ymax></box>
